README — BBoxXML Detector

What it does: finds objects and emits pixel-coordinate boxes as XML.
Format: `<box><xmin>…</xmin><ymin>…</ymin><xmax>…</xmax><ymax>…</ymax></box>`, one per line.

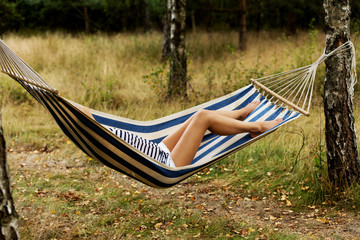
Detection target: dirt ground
<box><xmin>8</xmin><ymin>150</ymin><xmax>360</xmax><ymax>239</ymax></box>
<box><xmin>127</xmin><ymin>178</ymin><xmax>360</xmax><ymax>239</ymax></box>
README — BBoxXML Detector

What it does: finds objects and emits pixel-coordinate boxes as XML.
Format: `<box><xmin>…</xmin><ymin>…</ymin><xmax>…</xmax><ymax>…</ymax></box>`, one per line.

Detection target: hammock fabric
<box><xmin>0</xmin><ymin>40</ymin><xmax>355</xmax><ymax>188</ymax></box>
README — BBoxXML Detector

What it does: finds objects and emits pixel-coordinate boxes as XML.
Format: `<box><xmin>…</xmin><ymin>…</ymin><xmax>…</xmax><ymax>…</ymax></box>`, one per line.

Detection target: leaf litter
<box><xmin>6</xmin><ymin>144</ymin><xmax>360</xmax><ymax>239</ymax></box>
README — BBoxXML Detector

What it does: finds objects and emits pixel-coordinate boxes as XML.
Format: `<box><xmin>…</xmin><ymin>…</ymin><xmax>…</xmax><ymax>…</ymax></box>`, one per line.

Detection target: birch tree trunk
<box><xmin>323</xmin><ymin>0</ymin><xmax>360</xmax><ymax>188</ymax></box>
<box><xmin>0</xmin><ymin>111</ymin><xmax>20</xmax><ymax>239</ymax></box>
<box><xmin>239</xmin><ymin>0</ymin><xmax>246</xmax><ymax>51</ymax></box>
<box><xmin>168</xmin><ymin>0</ymin><xmax>187</xmax><ymax>98</ymax></box>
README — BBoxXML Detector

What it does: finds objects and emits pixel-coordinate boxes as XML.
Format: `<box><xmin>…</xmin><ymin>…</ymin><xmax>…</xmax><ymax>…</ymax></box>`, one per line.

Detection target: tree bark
<box><xmin>286</xmin><ymin>2</ymin><xmax>296</xmax><ymax>36</ymax></box>
<box><xmin>168</xmin><ymin>0</ymin><xmax>187</xmax><ymax>98</ymax></box>
<box><xmin>323</xmin><ymin>0</ymin><xmax>360</xmax><ymax>188</ymax></box>
<box><xmin>162</xmin><ymin>0</ymin><xmax>171</xmax><ymax>62</ymax></box>
<box><xmin>191</xmin><ymin>10</ymin><xmax>196</xmax><ymax>34</ymax></box>
<box><xmin>239</xmin><ymin>0</ymin><xmax>247</xmax><ymax>51</ymax></box>
<box><xmin>0</xmin><ymin>111</ymin><xmax>20</xmax><ymax>239</ymax></box>
<box><xmin>144</xmin><ymin>1</ymin><xmax>153</xmax><ymax>33</ymax></box>
<box><xmin>84</xmin><ymin>1</ymin><xmax>90</xmax><ymax>35</ymax></box>
<box><xmin>255</xmin><ymin>0</ymin><xmax>262</xmax><ymax>33</ymax></box>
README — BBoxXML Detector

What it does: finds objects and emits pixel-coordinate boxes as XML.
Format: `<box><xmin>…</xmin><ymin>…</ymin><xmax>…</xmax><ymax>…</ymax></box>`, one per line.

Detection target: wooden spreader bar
<box><xmin>1</xmin><ymin>69</ymin><xmax>59</xmax><ymax>95</ymax></box>
<box><xmin>250</xmin><ymin>78</ymin><xmax>310</xmax><ymax>117</ymax></box>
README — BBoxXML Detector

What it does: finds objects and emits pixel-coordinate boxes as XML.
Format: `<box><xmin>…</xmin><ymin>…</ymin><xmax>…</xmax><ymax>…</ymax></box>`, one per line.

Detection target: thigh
<box><xmin>161</xmin><ymin>113</ymin><xmax>195</xmax><ymax>151</ymax></box>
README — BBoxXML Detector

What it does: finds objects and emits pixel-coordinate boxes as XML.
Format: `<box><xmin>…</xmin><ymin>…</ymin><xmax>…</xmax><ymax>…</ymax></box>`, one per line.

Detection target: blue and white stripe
<box><xmin>0</xmin><ymin>40</ymin><xmax>302</xmax><ymax>188</ymax></box>
<box><xmin>8</xmin><ymin>77</ymin><xmax>301</xmax><ymax>188</ymax></box>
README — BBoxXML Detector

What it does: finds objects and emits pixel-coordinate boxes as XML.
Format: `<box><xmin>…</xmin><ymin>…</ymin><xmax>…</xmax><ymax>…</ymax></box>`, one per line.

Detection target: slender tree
<box><xmin>168</xmin><ymin>0</ymin><xmax>187</xmax><ymax>97</ymax></box>
<box><xmin>83</xmin><ymin>0</ymin><xmax>90</xmax><ymax>35</ymax></box>
<box><xmin>162</xmin><ymin>0</ymin><xmax>171</xmax><ymax>62</ymax></box>
<box><xmin>323</xmin><ymin>0</ymin><xmax>360</xmax><ymax>188</ymax></box>
<box><xmin>0</xmin><ymin>111</ymin><xmax>20</xmax><ymax>239</ymax></box>
<box><xmin>144</xmin><ymin>0</ymin><xmax>153</xmax><ymax>33</ymax></box>
<box><xmin>239</xmin><ymin>0</ymin><xmax>247</xmax><ymax>51</ymax></box>
<box><xmin>286</xmin><ymin>2</ymin><xmax>296</xmax><ymax>35</ymax></box>
<box><xmin>191</xmin><ymin>10</ymin><xmax>196</xmax><ymax>34</ymax></box>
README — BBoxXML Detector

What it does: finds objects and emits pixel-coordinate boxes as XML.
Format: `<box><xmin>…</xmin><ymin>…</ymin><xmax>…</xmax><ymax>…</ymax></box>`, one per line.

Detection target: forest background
<box><xmin>1</xmin><ymin>0</ymin><xmax>360</xmax><ymax>35</ymax></box>
<box><xmin>1</xmin><ymin>0</ymin><xmax>360</xmax><ymax>239</ymax></box>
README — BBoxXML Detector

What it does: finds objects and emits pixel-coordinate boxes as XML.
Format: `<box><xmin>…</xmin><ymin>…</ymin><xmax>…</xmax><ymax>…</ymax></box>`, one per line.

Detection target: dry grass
<box><xmin>1</xmin><ymin>31</ymin><xmax>325</xmax><ymax>114</ymax></box>
<box><xmin>1</xmin><ymin>31</ymin><xmax>360</xmax><ymax>239</ymax></box>
<box><xmin>0</xmin><ymin>30</ymin><xmax>328</xmax><ymax>133</ymax></box>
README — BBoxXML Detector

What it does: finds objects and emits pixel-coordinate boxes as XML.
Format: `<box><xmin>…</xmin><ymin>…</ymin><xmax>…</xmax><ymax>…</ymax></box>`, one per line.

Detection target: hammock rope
<box><xmin>251</xmin><ymin>41</ymin><xmax>357</xmax><ymax>116</ymax></box>
<box><xmin>0</xmin><ymin>41</ymin><xmax>58</xmax><ymax>94</ymax></box>
<box><xmin>0</xmin><ymin>40</ymin><xmax>356</xmax><ymax>188</ymax></box>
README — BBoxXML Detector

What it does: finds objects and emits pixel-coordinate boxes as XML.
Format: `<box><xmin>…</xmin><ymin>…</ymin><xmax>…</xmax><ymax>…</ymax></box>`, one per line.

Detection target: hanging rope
<box><xmin>0</xmin><ymin>39</ymin><xmax>356</xmax><ymax>115</ymax></box>
<box><xmin>0</xmin><ymin>40</ymin><xmax>58</xmax><ymax>94</ymax></box>
<box><xmin>251</xmin><ymin>41</ymin><xmax>356</xmax><ymax>116</ymax></box>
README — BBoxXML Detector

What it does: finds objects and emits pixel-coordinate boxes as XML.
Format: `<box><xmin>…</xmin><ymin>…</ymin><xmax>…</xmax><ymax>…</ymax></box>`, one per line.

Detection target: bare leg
<box><xmin>162</xmin><ymin>100</ymin><xmax>260</xmax><ymax>151</ymax></box>
<box><xmin>76</xmin><ymin>102</ymin><xmax>282</xmax><ymax>167</ymax></box>
<box><xmin>169</xmin><ymin>110</ymin><xmax>282</xmax><ymax>167</ymax></box>
<box><xmin>213</xmin><ymin>100</ymin><xmax>261</xmax><ymax>120</ymax></box>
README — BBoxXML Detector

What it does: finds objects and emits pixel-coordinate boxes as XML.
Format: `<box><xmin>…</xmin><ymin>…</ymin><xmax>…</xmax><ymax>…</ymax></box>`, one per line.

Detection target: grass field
<box><xmin>1</xmin><ymin>31</ymin><xmax>360</xmax><ymax>239</ymax></box>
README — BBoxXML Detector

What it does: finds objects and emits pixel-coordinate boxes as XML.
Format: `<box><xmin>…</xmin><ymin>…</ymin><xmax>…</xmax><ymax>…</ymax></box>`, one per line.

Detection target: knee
<box><xmin>193</xmin><ymin>109</ymin><xmax>212</xmax><ymax>123</ymax></box>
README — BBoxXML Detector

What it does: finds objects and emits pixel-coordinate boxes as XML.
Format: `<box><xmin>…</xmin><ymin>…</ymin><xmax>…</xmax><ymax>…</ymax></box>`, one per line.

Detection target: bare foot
<box><xmin>250</xmin><ymin>118</ymin><xmax>283</xmax><ymax>138</ymax></box>
<box><xmin>238</xmin><ymin>100</ymin><xmax>260</xmax><ymax>120</ymax></box>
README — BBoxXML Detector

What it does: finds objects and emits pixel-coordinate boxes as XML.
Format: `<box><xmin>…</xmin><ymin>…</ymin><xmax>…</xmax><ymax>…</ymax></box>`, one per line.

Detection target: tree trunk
<box><xmin>0</xmin><ymin>111</ymin><xmax>20</xmax><ymax>239</ymax></box>
<box><xmin>84</xmin><ymin>1</ymin><xmax>90</xmax><ymax>35</ymax></box>
<box><xmin>286</xmin><ymin>2</ymin><xmax>296</xmax><ymax>36</ymax></box>
<box><xmin>205</xmin><ymin>0</ymin><xmax>212</xmax><ymax>32</ymax></box>
<box><xmin>162</xmin><ymin>0</ymin><xmax>171</xmax><ymax>62</ymax></box>
<box><xmin>323</xmin><ymin>0</ymin><xmax>360</xmax><ymax>188</ymax></box>
<box><xmin>255</xmin><ymin>0</ymin><xmax>262</xmax><ymax>33</ymax></box>
<box><xmin>239</xmin><ymin>0</ymin><xmax>247</xmax><ymax>51</ymax></box>
<box><xmin>168</xmin><ymin>0</ymin><xmax>187</xmax><ymax>98</ymax></box>
<box><xmin>144</xmin><ymin>1</ymin><xmax>153</xmax><ymax>33</ymax></box>
<box><xmin>191</xmin><ymin>10</ymin><xmax>196</xmax><ymax>34</ymax></box>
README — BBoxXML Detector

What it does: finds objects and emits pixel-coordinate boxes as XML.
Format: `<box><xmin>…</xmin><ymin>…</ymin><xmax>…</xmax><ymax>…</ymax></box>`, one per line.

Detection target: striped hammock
<box><xmin>0</xmin><ymin>40</ymin><xmax>355</xmax><ymax>188</ymax></box>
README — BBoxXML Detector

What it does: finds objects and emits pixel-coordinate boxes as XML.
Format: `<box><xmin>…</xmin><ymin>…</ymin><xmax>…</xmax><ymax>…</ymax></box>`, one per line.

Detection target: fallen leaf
<box><xmin>269</xmin><ymin>215</ymin><xmax>277</xmax><ymax>221</ymax></box>
<box><xmin>154</xmin><ymin>222</ymin><xmax>163</xmax><ymax>229</ymax></box>
<box><xmin>193</xmin><ymin>233</ymin><xmax>201</xmax><ymax>238</ymax></box>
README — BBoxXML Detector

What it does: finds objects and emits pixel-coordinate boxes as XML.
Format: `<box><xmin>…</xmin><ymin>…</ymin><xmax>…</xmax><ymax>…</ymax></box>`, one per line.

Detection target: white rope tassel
<box><xmin>252</xmin><ymin>41</ymin><xmax>357</xmax><ymax>117</ymax></box>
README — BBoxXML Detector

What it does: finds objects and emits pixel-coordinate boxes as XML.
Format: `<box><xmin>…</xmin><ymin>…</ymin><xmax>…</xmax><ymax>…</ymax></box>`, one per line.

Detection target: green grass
<box><xmin>12</xmin><ymin>152</ymin><xmax>272</xmax><ymax>239</ymax></box>
<box><xmin>2</xmin><ymin>31</ymin><xmax>360</xmax><ymax>239</ymax></box>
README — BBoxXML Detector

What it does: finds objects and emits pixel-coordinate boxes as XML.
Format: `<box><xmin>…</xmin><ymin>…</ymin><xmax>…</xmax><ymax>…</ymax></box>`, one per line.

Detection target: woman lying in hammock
<box><xmin>79</xmin><ymin>101</ymin><xmax>282</xmax><ymax>168</ymax></box>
